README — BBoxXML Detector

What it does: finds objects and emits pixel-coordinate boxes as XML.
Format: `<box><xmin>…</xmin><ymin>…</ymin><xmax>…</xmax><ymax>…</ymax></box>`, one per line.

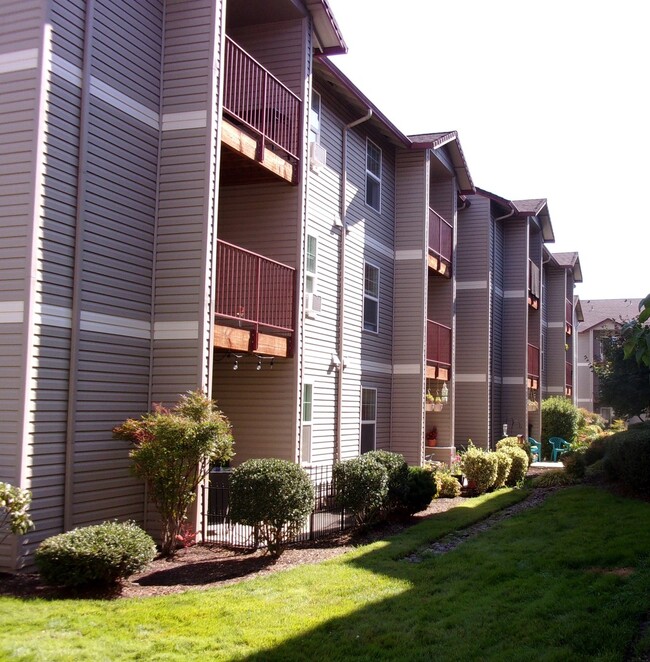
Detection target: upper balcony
<box><xmin>214</xmin><ymin>240</ymin><xmax>295</xmax><ymax>358</ymax></box>
<box><xmin>426</xmin><ymin>320</ymin><xmax>452</xmax><ymax>380</ymax></box>
<box><xmin>565</xmin><ymin>298</ymin><xmax>573</xmax><ymax>335</ymax></box>
<box><xmin>428</xmin><ymin>208</ymin><xmax>452</xmax><ymax>278</ymax></box>
<box><xmin>221</xmin><ymin>36</ymin><xmax>301</xmax><ymax>185</ymax></box>
<box><xmin>527</xmin><ymin>343</ymin><xmax>540</xmax><ymax>390</ymax></box>
<box><xmin>528</xmin><ymin>259</ymin><xmax>540</xmax><ymax>310</ymax></box>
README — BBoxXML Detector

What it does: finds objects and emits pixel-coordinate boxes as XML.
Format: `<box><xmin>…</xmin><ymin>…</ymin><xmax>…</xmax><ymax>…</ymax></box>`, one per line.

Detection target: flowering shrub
<box><xmin>0</xmin><ymin>483</ymin><xmax>33</xmax><ymax>545</ymax></box>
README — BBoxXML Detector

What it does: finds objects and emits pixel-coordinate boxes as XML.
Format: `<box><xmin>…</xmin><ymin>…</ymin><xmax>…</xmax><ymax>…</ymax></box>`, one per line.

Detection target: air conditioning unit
<box><xmin>309</xmin><ymin>141</ymin><xmax>327</xmax><ymax>172</ymax></box>
<box><xmin>304</xmin><ymin>293</ymin><xmax>322</xmax><ymax>319</ymax></box>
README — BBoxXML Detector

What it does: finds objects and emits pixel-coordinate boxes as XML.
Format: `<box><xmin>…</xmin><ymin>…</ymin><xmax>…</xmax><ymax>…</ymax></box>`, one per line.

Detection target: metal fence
<box><xmin>201</xmin><ymin>465</ymin><xmax>355</xmax><ymax>550</ymax></box>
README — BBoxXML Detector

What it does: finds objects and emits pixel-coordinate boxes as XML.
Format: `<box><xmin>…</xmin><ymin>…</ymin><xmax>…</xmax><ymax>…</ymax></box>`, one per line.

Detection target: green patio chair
<box><xmin>548</xmin><ymin>436</ymin><xmax>571</xmax><ymax>462</ymax></box>
<box><xmin>528</xmin><ymin>437</ymin><xmax>542</xmax><ymax>463</ymax></box>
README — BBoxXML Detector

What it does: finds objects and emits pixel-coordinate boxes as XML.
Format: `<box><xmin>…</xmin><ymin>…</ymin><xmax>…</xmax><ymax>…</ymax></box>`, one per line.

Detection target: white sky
<box><xmin>326</xmin><ymin>0</ymin><xmax>649</xmax><ymax>302</ymax></box>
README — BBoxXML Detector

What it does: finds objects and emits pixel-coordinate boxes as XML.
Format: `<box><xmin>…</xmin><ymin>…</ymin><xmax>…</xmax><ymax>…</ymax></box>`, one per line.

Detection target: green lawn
<box><xmin>2</xmin><ymin>487</ymin><xmax>649</xmax><ymax>661</ymax></box>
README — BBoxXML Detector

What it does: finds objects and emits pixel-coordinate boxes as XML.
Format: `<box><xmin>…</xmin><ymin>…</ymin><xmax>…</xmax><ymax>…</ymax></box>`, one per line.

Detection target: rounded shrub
<box><xmin>333</xmin><ymin>455</ymin><xmax>388</xmax><ymax>526</ymax></box>
<box><xmin>561</xmin><ymin>448</ymin><xmax>587</xmax><ymax>480</ymax></box>
<box><xmin>492</xmin><ymin>451</ymin><xmax>513</xmax><ymax>489</ymax></box>
<box><xmin>401</xmin><ymin>467</ymin><xmax>437</xmax><ymax>514</ymax></box>
<box><xmin>584</xmin><ymin>436</ymin><xmax>608</xmax><ymax>466</ymax></box>
<box><xmin>603</xmin><ymin>429</ymin><xmax>650</xmax><ymax>494</ymax></box>
<box><xmin>35</xmin><ymin>521</ymin><xmax>156</xmax><ymax>587</ymax></box>
<box><xmin>531</xmin><ymin>469</ymin><xmax>575</xmax><ymax>488</ymax></box>
<box><xmin>229</xmin><ymin>458</ymin><xmax>314</xmax><ymax>557</ymax></box>
<box><xmin>499</xmin><ymin>446</ymin><xmax>529</xmax><ymax>487</ymax></box>
<box><xmin>542</xmin><ymin>396</ymin><xmax>580</xmax><ymax>457</ymax></box>
<box><xmin>460</xmin><ymin>445</ymin><xmax>498</xmax><ymax>494</ymax></box>
<box><xmin>435</xmin><ymin>472</ymin><xmax>461</xmax><ymax>498</ymax></box>
<box><xmin>496</xmin><ymin>436</ymin><xmax>532</xmax><ymax>464</ymax></box>
<box><xmin>364</xmin><ymin>450</ymin><xmax>409</xmax><ymax>512</ymax></box>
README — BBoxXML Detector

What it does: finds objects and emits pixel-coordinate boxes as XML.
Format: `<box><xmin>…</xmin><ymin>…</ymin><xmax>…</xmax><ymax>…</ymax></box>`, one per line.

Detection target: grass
<box><xmin>2</xmin><ymin>487</ymin><xmax>650</xmax><ymax>661</ymax></box>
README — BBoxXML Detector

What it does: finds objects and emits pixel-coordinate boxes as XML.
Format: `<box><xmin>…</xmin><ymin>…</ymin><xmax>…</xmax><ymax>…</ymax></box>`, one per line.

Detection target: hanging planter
<box><xmin>527</xmin><ymin>400</ymin><xmax>538</xmax><ymax>412</ymax></box>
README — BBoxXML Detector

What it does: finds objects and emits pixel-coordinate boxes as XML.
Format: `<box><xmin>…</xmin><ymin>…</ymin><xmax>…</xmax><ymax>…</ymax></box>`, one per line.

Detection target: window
<box><xmin>301</xmin><ymin>382</ymin><xmax>313</xmax><ymax>463</ymax></box>
<box><xmin>365</xmin><ymin>139</ymin><xmax>382</xmax><ymax>212</ymax></box>
<box><xmin>360</xmin><ymin>388</ymin><xmax>377</xmax><ymax>454</ymax></box>
<box><xmin>305</xmin><ymin>234</ymin><xmax>317</xmax><ymax>294</ymax></box>
<box><xmin>309</xmin><ymin>90</ymin><xmax>321</xmax><ymax>144</ymax></box>
<box><xmin>363</xmin><ymin>262</ymin><xmax>379</xmax><ymax>333</ymax></box>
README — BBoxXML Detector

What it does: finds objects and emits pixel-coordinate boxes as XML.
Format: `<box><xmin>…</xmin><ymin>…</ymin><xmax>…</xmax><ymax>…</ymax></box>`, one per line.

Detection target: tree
<box><xmin>623</xmin><ymin>293</ymin><xmax>650</xmax><ymax>369</ymax></box>
<box><xmin>593</xmin><ymin>334</ymin><xmax>650</xmax><ymax>421</ymax></box>
<box><xmin>113</xmin><ymin>390</ymin><xmax>234</xmax><ymax>556</ymax></box>
<box><xmin>0</xmin><ymin>483</ymin><xmax>33</xmax><ymax>546</ymax></box>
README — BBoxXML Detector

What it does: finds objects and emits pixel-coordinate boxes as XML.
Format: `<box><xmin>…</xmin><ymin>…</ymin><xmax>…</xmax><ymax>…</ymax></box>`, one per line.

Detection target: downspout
<box><xmin>335</xmin><ymin>108</ymin><xmax>372</xmax><ymax>462</ymax></box>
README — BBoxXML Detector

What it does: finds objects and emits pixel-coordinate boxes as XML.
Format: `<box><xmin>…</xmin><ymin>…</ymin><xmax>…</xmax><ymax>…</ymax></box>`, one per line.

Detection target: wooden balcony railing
<box><xmin>427</xmin><ymin>320</ymin><xmax>452</xmax><ymax>377</ymax></box>
<box><xmin>223</xmin><ymin>36</ymin><xmax>301</xmax><ymax>162</ymax></box>
<box><xmin>428</xmin><ymin>208</ymin><xmax>453</xmax><ymax>273</ymax></box>
<box><xmin>566</xmin><ymin>298</ymin><xmax>573</xmax><ymax>335</ymax></box>
<box><xmin>215</xmin><ymin>240</ymin><xmax>295</xmax><ymax>336</ymax></box>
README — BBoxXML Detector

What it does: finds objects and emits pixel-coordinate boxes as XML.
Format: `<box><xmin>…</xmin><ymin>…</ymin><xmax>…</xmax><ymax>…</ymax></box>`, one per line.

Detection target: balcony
<box><xmin>221</xmin><ymin>36</ymin><xmax>301</xmax><ymax>184</ymax></box>
<box><xmin>527</xmin><ymin>343</ymin><xmax>540</xmax><ymax>389</ymax></box>
<box><xmin>528</xmin><ymin>260</ymin><xmax>540</xmax><ymax>309</ymax></box>
<box><xmin>566</xmin><ymin>298</ymin><xmax>573</xmax><ymax>335</ymax></box>
<box><xmin>566</xmin><ymin>361</ymin><xmax>573</xmax><ymax>397</ymax></box>
<box><xmin>428</xmin><ymin>208</ymin><xmax>452</xmax><ymax>277</ymax></box>
<box><xmin>426</xmin><ymin>320</ymin><xmax>452</xmax><ymax>380</ymax></box>
<box><xmin>214</xmin><ymin>240</ymin><xmax>295</xmax><ymax>357</ymax></box>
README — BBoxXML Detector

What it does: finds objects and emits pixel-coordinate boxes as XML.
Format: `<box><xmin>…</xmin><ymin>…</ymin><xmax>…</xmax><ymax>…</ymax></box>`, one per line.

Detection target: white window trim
<box><xmin>301</xmin><ymin>379</ymin><xmax>315</xmax><ymax>464</ymax></box>
<box><xmin>363</xmin><ymin>261</ymin><xmax>380</xmax><ymax>334</ymax></box>
<box><xmin>309</xmin><ymin>90</ymin><xmax>321</xmax><ymax>145</ymax></box>
<box><xmin>360</xmin><ymin>386</ymin><xmax>377</xmax><ymax>454</ymax></box>
<box><xmin>365</xmin><ymin>138</ymin><xmax>382</xmax><ymax>213</ymax></box>
<box><xmin>305</xmin><ymin>233</ymin><xmax>318</xmax><ymax>294</ymax></box>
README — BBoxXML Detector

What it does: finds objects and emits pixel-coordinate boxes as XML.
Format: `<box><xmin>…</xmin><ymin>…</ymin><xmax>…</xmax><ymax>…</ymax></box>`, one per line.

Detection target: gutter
<box><xmin>335</xmin><ymin>108</ymin><xmax>372</xmax><ymax>462</ymax></box>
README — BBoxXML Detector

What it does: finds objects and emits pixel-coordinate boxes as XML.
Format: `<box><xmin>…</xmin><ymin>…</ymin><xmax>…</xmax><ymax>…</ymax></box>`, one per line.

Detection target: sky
<box><xmin>326</xmin><ymin>0</ymin><xmax>649</xmax><ymax>303</ymax></box>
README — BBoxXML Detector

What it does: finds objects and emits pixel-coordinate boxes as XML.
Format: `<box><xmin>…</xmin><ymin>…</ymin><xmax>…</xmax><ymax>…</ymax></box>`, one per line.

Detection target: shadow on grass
<box><xmin>244</xmin><ymin>487</ymin><xmax>650</xmax><ymax>661</ymax></box>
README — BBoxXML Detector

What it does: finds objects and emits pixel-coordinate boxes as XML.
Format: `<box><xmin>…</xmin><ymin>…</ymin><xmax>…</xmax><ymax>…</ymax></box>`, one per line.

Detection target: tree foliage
<box><xmin>622</xmin><ymin>293</ymin><xmax>650</xmax><ymax>369</ymax></box>
<box><xmin>593</xmin><ymin>334</ymin><xmax>650</xmax><ymax>421</ymax></box>
<box><xmin>113</xmin><ymin>390</ymin><xmax>234</xmax><ymax>556</ymax></box>
<box><xmin>0</xmin><ymin>482</ymin><xmax>33</xmax><ymax>546</ymax></box>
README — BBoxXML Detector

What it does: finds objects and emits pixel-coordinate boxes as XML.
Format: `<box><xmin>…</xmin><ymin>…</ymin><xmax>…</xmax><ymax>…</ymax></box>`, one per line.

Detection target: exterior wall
<box><xmin>490</xmin><ymin>212</ymin><xmax>505</xmax><ymax>443</ymax></box>
<box><xmin>544</xmin><ymin>266</ymin><xmax>568</xmax><ymax>398</ymax></box>
<box><xmin>527</xmin><ymin>228</ymin><xmax>543</xmax><ymax>439</ymax></box>
<box><xmin>576</xmin><ymin>329</ymin><xmax>594</xmax><ymax>410</ymax></box>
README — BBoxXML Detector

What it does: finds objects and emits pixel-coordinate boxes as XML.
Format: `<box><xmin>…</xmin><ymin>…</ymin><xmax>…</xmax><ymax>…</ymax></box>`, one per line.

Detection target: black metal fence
<box><xmin>201</xmin><ymin>465</ymin><xmax>354</xmax><ymax>550</ymax></box>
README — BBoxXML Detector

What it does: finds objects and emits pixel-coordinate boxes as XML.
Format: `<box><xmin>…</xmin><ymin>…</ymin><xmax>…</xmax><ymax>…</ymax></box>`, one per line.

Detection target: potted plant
<box><xmin>527</xmin><ymin>399</ymin><xmax>538</xmax><ymax>412</ymax></box>
<box><xmin>433</xmin><ymin>396</ymin><xmax>444</xmax><ymax>412</ymax></box>
<box><xmin>425</xmin><ymin>426</ymin><xmax>438</xmax><ymax>448</ymax></box>
<box><xmin>425</xmin><ymin>390</ymin><xmax>435</xmax><ymax>412</ymax></box>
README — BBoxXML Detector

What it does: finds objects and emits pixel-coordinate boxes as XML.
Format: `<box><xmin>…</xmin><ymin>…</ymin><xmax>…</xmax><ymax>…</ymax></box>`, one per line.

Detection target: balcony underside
<box><xmin>214</xmin><ymin>323</ymin><xmax>291</xmax><ymax>358</ymax></box>
<box><xmin>426</xmin><ymin>365</ymin><xmax>449</xmax><ymax>381</ymax></box>
<box><xmin>427</xmin><ymin>253</ymin><xmax>450</xmax><ymax>278</ymax></box>
<box><xmin>221</xmin><ymin>118</ymin><xmax>296</xmax><ymax>185</ymax></box>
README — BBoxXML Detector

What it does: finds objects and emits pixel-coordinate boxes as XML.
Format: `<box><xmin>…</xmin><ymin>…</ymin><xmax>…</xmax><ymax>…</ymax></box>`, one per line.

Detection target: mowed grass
<box><xmin>2</xmin><ymin>487</ymin><xmax>649</xmax><ymax>661</ymax></box>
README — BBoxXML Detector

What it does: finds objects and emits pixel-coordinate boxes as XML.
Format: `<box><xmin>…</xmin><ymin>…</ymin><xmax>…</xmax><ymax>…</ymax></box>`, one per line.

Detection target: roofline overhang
<box><xmin>409</xmin><ymin>132</ymin><xmax>474</xmax><ymax>194</ymax></box>
<box><xmin>306</xmin><ymin>0</ymin><xmax>347</xmax><ymax>55</ymax></box>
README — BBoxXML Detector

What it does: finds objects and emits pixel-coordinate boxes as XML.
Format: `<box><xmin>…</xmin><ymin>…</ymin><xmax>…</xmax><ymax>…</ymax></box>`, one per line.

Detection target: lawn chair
<box><xmin>528</xmin><ymin>437</ymin><xmax>542</xmax><ymax>463</ymax></box>
<box><xmin>548</xmin><ymin>437</ymin><xmax>571</xmax><ymax>462</ymax></box>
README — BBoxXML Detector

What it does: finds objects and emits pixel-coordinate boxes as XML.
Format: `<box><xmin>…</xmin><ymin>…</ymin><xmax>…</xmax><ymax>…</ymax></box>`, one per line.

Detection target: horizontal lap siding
<box><xmin>544</xmin><ymin>267</ymin><xmax>567</xmax><ymax>394</ymax></box>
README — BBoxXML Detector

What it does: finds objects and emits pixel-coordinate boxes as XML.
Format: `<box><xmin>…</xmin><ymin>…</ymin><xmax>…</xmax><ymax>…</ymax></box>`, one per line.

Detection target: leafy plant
<box><xmin>560</xmin><ymin>448</ymin><xmax>587</xmax><ymax>480</ymax></box>
<box><xmin>530</xmin><ymin>470</ymin><xmax>575</xmax><ymax>488</ymax></box>
<box><xmin>541</xmin><ymin>396</ymin><xmax>580</xmax><ymax>455</ymax></box>
<box><xmin>492</xmin><ymin>451</ymin><xmax>513</xmax><ymax>489</ymax></box>
<box><xmin>603</xmin><ymin>428</ymin><xmax>650</xmax><ymax>494</ymax></box>
<box><xmin>460</xmin><ymin>444</ymin><xmax>498</xmax><ymax>494</ymax></box>
<box><xmin>333</xmin><ymin>455</ymin><xmax>388</xmax><ymax>526</ymax></box>
<box><xmin>435</xmin><ymin>471</ymin><xmax>461</xmax><ymax>498</ymax></box>
<box><xmin>113</xmin><ymin>390</ymin><xmax>234</xmax><ymax>556</ymax></box>
<box><xmin>35</xmin><ymin>521</ymin><xmax>155</xmax><ymax>587</ymax></box>
<box><xmin>401</xmin><ymin>467</ymin><xmax>437</xmax><ymax>514</ymax></box>
<box><xmin>0</xmin><ymin>483</ymin><xmax>33</xmax><ymax>546</ymax></box>
<box><xmin>622</xmin><ymin>293</ymin><xmax>650</xmax><ymax>368</ymax></box>
<box><xmin>498</xmin><ymin>446</ymin><xmax>529</xmax><ymax>487</ymax></box>
<box><xmin>364</xmin><ymin>450</ymin><xmax>409</xmax><ymax>513</ymax></box>
<box><xmin>229</xmin><ymin>459</ymin><xmax>314</xmax><ymax>557</ymax></box>
<box><xmin>496</xmin><ymin>436</ymin><xmax>532</xmax><ymax>464</ymax></box>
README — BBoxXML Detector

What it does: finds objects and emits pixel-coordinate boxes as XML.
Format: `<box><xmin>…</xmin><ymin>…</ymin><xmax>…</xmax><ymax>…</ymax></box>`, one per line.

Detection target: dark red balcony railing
<box><xmin>428</xmin><ymin>208</ymin><xmax>453</xmax><ymax>269</ymax></box>
<box><xmin>223</xmin><ymin>36</ymin><xmax>301</xmax><ymax>161</ymax></box>
<box><xmin>566</xmin><ymin>298</ymin><xmax>573</xmax><ymax>335</ymax></box>
<box><xmin>527</xmin><ymin>343</ymin><xmax>540</xmax><ymax>379</ymax></box>
<box><xmin>528</xmin><ymin>259</ymin><xmax>541</xmax><ymax>300</ymax></box>
<box><xmin>566</xmin><ymin>361</ymin><xmax>573</xmax><ymax>394</ymax></box>
<box><xmin>427</xmin><ymin>320</ymin><xmax>452</xmax><ymax>371</ymax></box>
<box><xmin>215</xmin><ymin>240</ymin><xmax>295</xmax><ymax>335</ymax></box>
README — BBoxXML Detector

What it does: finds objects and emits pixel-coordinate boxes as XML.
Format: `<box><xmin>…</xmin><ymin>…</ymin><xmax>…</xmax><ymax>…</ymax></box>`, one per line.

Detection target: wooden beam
<box><xmin>426</xmin><ymin>366</ymin><xmax>438</xmax><ymax>380</ymax></box>
<box><xmin>221</xmin><ymin>119</ymin><xmax>294</xmax><ymax>183</ymax></box>
<box><xmin>214</xmin><ymin>325</ymin><xmax>250</xmax><ymax>352</ymax></box>
<box><xmin>256</xmin><ymin>333</ymin><xmax>288</xmax><ymax>357</ymax></box>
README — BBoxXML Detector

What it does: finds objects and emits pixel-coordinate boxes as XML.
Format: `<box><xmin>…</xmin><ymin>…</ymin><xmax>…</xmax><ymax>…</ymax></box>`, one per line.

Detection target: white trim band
<box><xmin>547</xmin><ymin>322</ymin><xmax>565</xmax><ymax>328</ymax></box>
<box><xmin>364</xmin><ymin>236</ymin><xmax>394</xmax><ymax>260</ymax></box>
<box><xmin>503</xmin><ymin>290</ymin><xmax>526</xmax><ymax>298</ymax></box>
<box><xmin>395</xmin><ymin>249</ymin><xmax>422</xmax><ymax>261</ymax></box>
<box><xmin>502</xmin><ymin>376</ymin><xmax>525</xmax><ymax>385</ymax></box>
<box><xmin>0</xmin><ymin>300</ymin><xmax>24</xmax><ymax>323</ymax></box>
<box><xmin>393</xmin><ymin>363</ymin><xmax>422</xmax><ymax>375</ymax></box>
<box><xmin>456</xmin><ymin>281</ymin><xmax>488</xmax><ymax>290</ymax></box>
<box><xmin>360</xmin><ymin>360</ymin><xmax>393</xmax><ymax>375</ymax></box>
<box><xmin>154</xmin><ymin>320</ymin><xmax>199</xmax><ymax>340</ymax></box>
<box><xmin>0</xmin><ymin>48</ymin><xmax>39</xmax><ymax>74</ymax></box>
<box><xmin>455</xmin><ymin>373</ymin><xmax>487</xmax><ymax>383</ymax></box>
<box><xmin>80</xmin><ymin>311</ymin><xmax>151</xmax><ymax>339</ymax></box>
<box><xmin>162</xmin><ymin>111</ymin><xmax>207</xmax><ymax>131</ymax></box>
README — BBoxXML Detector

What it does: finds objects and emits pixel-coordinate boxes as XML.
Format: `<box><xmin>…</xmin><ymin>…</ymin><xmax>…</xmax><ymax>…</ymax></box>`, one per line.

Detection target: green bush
<box><xmin>499</xmin><ymin>446</ymin><xmax>529</xmax><ymax>487</ymax></box>
<box><xmin>435</xmin><ymin>472</ymin><xmax>461</xmax><ymax>498</ymax></box>
<box><xmin>460</xmin><ymin>445</ymin><xmax>498</xmax><ymax>494</ymax></box>
<box><xmin>585</xmin><ymin>458</ymin><xmax>607</xmax><ymax>482</ymax></box>
<box><xmin>542</xmin><ymin>397</ymin><xmax>580</xmax><ymax>457</ymax></box>
<box><xmin>333</xmin><ymin>455</ymin><xmax>388</xmax><ymax>526</ymax></box>
<box><xmin>0</xmin><ymin>482</ymin><xmax>33</xmax><ymax>546</ymax></box>
<box><xmin>561</xmin><ymin>448</ymin><xmax>587</xmax><ymax>480</ymax></box>
<box><xmin>531</xmin><ymin>470</ymin><xmax>575</xmax><ymax>488</ymax></box>
<box><xmin>364</xmin><ymin>450</ymin><xmax>409</xmax><ymax>512</ymax></box>
<box><xmin>603</xmin><ymin>429</ymin><xmax>650</xmax><ymax>494</ymax></box>
<box><xmin>229</xmin><ymin>458</ymin><xmax>314</xmax><ymax>557</ymax></box>
<box><xmin>401</xmin><ymin>467</ymin><xmax>437</xmax><ymax>514</ymax></box>
<box><xmin>35</xmin><ymin>521</ymin><xmax>155</xmax><ymax>587</ymax></box>
<box><xmin>584</xmin><ymin>436</ymin><xmax>608</xmax><ymax>466</ymax></box>
<box><xmin>493</xmin><ymin>451</ymin><xmax>513</xmax><ymax>489</ymax></box>
<box><xmin>496</xmin><ymin>436</ymin><xmax>532</xmax><ymax>464</ymax></box>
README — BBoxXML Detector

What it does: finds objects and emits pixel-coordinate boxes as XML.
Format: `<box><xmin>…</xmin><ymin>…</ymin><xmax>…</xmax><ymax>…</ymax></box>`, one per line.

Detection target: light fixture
<box><xmin>441</xmin><ymin>382</ymin><xmax>449</xmax><ymax>404</ymax></box>
<box><xmin>269</xmin><ymin>358</ymin><xmax>274</xmax><ymax>369</ymax></box>
<box><xmin>331</xmin><ymin>353</ymin><xmax>341</xmax><ymax>367</ymax></box>
<box><xmin>233</xmin><ymin>358</ymin><xmax>239</xmax><ymax>371</ymax></box>
<box><xmin>256</xmin><ymin>357</ymin><xmax>262</xmax><ymax>371</ymax></box>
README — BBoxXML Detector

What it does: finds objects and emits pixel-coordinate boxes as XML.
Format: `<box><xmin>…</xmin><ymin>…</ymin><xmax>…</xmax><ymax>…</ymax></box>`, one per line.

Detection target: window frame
<box><xmin>301</xmin><ymin>380</ymin><xmax>314</xmax><ymax>464</ymax></box>
<box><xmin>305</xmin><ymin>233</ymin><xmax>318</xmax><ymax>295</ymax></box>
<box><xmin>365</xmin><ymin>138</ymin><xmax>382</xmax><ymax>213</ymax></box>
<box><xmin>309</xmin><ymin>90</ymin><xmax>321</xmax><ymax>145</ymax></box>
<box><xmin>360</xmin><ymin>387</ymin><xmax>377</xmax><ymax>454</ymax></box>
<box><xmin>363</xmin><ymin>261</ymin><xmax>380</xmax><ymax>334</ymax></box>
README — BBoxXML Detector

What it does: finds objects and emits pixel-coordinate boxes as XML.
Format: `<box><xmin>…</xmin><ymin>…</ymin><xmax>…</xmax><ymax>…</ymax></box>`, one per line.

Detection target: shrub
<box><xmin>113</xmin><ymin>390</ymin><xmax>234</xmax><ymax>556</ymax></box>
<box><xmin>229</xmin><ymin>458</ymin><xmax>314</xmax><ymax>558</ymax></box>
<box><xmin>585</xmin><ymin>458</ymin><xmax>607</xmax><ymax>482</ymax></box>
<box><xmin>561</xmin><ymin>448</ymin><xmax>587</xmax><ymax>480</ymax></box>
<box><xmin>333</xmin><ymin>456</ymin><xmax>388</xmax><ymax>526</ymax></box>
<box><xmin>496</xmin><ymin>436</ymin><xmax>532</xmax><ymax>464</ymax></box>
<box><xmin>436</xmin><ymin>472</ymin><xmax>461</xmax><ymax>498</ymax></box>
<box><xmin>542</xmin><ymin>397</ymin><xmax>580</xmax><ymax>456</ymax></box>
<box><xmin>0</xmin><ymin>482</ymin><xmax>33</xmax><ymax>546</ymax></box>
<box><xmin>492</xmin><ymin>451</ymin><xmax>513</xmax><ymax>489</ymax></box>
<box><xmin>401</xmin><ymin>467</ymin><xmax>437</xmax><ymax>514</ymax></box>
<box><xmin>603</xmin><ymin>429</ymin><xmax>650</xmax><ymax>494</ymax></box>
<box><xmin>35</xmin><ymin>521</ymin><xmax>155</xmax><ymax>587</ymax></box>
<box><xmin>499</xmin><ymin>446</ymin><xmax>529</xmax><ymax>487</ymax></box>
<box><xmin>584</xmin><ymin>436</ymin><xmax>608</xmax><ymax>466</ymax></box>
<box><xmin>531</xmin><ymin>470</ymin><xmax>575</xmax><ymax>488</ymax></box>
<box><xmin>364</xmin><ymin>450</ymin><xmax>409</xmax><ymax>512</ymax></box>
<box><xmin>460</xmin><ymin>445</ymin><xmax>498</xmax><ymax>494</ymax></box>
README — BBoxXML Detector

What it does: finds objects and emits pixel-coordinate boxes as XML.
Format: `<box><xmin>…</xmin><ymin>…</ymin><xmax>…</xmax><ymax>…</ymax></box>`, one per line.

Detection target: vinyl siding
<box><xmin>544</xmin><ymin>267</ymin><xmax>567</xmax><ymax>396</ymax></box>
